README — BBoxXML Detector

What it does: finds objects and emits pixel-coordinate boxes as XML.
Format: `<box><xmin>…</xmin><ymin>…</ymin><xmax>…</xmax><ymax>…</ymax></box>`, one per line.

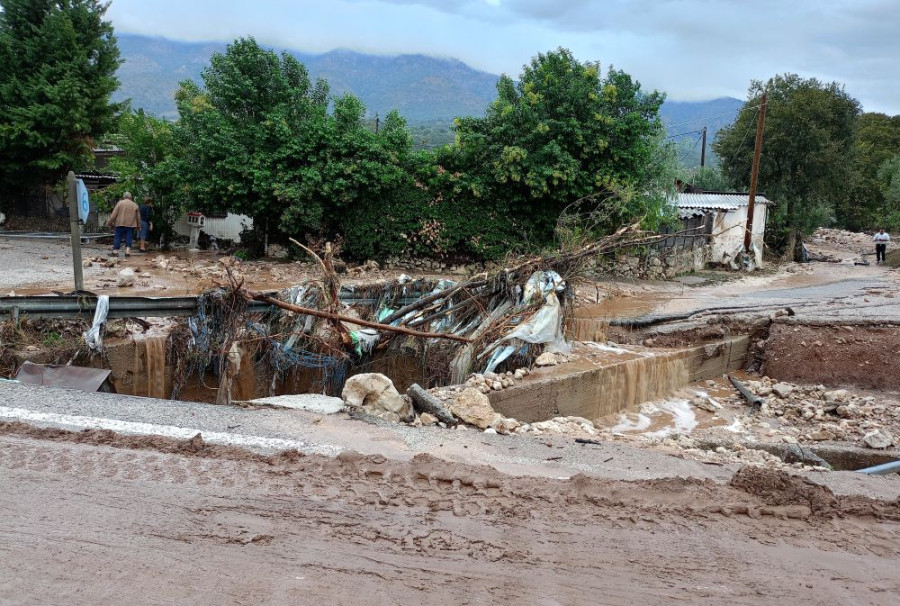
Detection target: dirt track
<box><xmin>2</xmin><ymin>426</ymin><xmax>899</xmax><ymax>605</ymax></box>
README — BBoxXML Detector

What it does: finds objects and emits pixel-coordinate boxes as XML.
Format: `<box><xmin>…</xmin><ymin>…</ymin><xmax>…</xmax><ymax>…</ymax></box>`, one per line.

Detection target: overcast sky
<box><xmin>107</xmin><ymin>0</ymin><xmax>900</xmax><ymax>114</ymax></box>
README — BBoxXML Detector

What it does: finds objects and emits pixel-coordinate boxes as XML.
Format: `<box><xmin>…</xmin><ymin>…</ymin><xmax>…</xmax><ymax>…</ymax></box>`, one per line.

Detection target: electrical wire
<box><xmin>663</xmin><ymin>103</ymin><xmax>763</xmax><ymax>132</ymax></box>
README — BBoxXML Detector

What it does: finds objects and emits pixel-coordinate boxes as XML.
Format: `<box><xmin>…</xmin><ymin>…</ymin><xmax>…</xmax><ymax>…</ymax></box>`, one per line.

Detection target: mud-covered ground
<box><xmin>1</xmin><ymin>424</ymin><xmax>899</xmax><ymax>606</ymax></box>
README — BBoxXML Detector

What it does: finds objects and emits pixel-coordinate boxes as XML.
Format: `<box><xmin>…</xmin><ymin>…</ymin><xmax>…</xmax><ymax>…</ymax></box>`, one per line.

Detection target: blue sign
<box><xmin>76</xmin><ymin>179</ymin><xmax>90</xmax><ymax>222</ymax></box>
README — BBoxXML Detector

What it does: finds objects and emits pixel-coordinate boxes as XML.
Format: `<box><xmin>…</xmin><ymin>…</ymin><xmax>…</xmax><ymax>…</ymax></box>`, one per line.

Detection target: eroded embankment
<box><xmin>764</xmin><ymin>322</ymin><xmax>900</xmax><ymax>389</ymax></box>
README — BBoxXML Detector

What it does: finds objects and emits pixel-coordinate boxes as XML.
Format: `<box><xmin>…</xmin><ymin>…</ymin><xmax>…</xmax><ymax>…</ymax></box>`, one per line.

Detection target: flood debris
<box><xmin>407</xmin><ymin>383</ymin><xmax>456</xmax><ymax>426</ymax></box>
<box><xmin>341</xmin><ymin>373</ymin><xmax>414</xmax><ymax>423</ymax></box>
<box><xmin>15</xmin><ymin>361</ymin><xmax>115</xmax><ymax>393</ymax></box>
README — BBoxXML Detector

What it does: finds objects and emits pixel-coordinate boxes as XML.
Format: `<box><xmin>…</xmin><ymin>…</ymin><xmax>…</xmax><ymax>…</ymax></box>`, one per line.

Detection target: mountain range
<box><xmin>114</xmin><ymin>34</ymin><xmax>743</xmax><ymax>163</ymax></box>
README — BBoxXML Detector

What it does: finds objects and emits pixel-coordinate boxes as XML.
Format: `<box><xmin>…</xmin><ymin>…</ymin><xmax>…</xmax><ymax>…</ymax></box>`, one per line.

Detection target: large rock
<box><xmin>116</xmin><ymin>267</ymin><xmax>135</xmax><ymax>287</ymax></box>
<box><xmin>824</xmin><ymin>389</ymin><xmax>851</xmax><ymax>404</ymax></box>
<box><xmin>341</xmin><ymin>373</ymin><xmax>413</xmax><ymax>423</ymax></box>
<box><xmin>863</xmin><ymin>428</ymin><xmax>894</xmax><ymax>450</ymax></box>
<box><xmin>449</xmin><ymin>388</ymin><xmax>500</xmax><ymax>429</ymax></box>
<box><xmin>772</xmin><ymin>383</ymin><xmax>794</xmax><ymax>399</ymax></box>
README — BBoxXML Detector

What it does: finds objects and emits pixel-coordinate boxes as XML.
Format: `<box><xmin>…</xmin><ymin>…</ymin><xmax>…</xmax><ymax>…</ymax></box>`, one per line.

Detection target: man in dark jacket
<box><xmin>139</xmin><ymin>197</ymin><xmax>154</xmax><ymax>253</ymax></box>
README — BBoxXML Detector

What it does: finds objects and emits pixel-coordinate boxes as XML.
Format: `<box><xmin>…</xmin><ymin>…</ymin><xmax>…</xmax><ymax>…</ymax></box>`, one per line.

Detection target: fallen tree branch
<box><xmin>380</xmin><ymin>279</ymin><xmax>487</xmax><ymax>326</ymax></box>
<box><xmin>242</xmin><ymin>289</ymin><xmax>473</xmax><ymax>344</ymax></box>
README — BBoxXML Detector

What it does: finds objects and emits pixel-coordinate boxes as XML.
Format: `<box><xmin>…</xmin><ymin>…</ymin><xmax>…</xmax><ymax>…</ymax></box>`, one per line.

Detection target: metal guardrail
<box><xmin>0</xmin><ymin>294</ymin><xmax>425</xmax><ymax>320</ymax></box>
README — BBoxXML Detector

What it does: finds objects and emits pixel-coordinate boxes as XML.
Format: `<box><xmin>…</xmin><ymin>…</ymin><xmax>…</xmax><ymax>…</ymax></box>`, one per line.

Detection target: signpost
<box><xmin>66</xmin><ymin>171</ymin><xmax>84</xmax><ymax>292</ymax></box>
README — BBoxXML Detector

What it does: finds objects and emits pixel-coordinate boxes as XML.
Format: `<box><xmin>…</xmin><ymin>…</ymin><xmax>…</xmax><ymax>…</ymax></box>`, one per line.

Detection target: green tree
<box><xmin>170</xmin><ymin>37</ymin><xmax>419</xmax><ymax>258</ymax></box>
<box><xmin>714</xmin><ymin>74</ymin><xmax>861</xmax><ymax>255</ymax></box>
<box><xmin>170</xmin><ymin>37</ymin><xmax>329</xmax><ymax>241</ymax></box>
<box><xmin>100</xmin><ymin>109</ymin><xmax>181</xmax><ymax>246</ymax></box>
<box><xmin>0</xmin><ymin>0</ymin><xmax>122</xmax><ymax>204</ymax></box>
<box><xmin>841</xmin><ymin>113</ymin><xmax>900</xmax><ymax>230</ymax></box>
<box><xmin>877</xmin><ymin>155</ymin><xmax>900</xmax><ymax>229</ymax></box>
<box><xmin>434</xmin><ymin>48</ymin><xmax>667</xmax><ymax>254</ymax></box>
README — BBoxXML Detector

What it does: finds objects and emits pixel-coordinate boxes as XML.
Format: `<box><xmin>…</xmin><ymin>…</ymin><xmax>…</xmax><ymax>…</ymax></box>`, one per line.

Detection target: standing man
<box><xmin>874</xmin><ymin>228</ymin><xmax>890</xmax><ymax>264</ymax></box>
<box><xmin>138</xmin><ymin>197</ymin><xmax>154</xmax><ymax>253</ymax></box>
<box><xmin>105</xmin><ymin>192</ymin><xmax>140</xmax><ymax>257</ymax></box>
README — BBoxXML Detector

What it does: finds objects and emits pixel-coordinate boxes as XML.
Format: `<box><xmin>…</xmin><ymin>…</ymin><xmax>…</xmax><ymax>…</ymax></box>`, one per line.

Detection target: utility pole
<box><xmin>744</xmin><ymin>92</ymin><xmax>767</xmax><ymax>254</ymax></box>
<box><xmin>375</xmin><ymin>114</ymin><xmax>380</xmax><ymax>134</ymax></box>
<box><xmin>700</xmin><ymin>126</ymin><xmax>707</xmax><ymax>168</ymax></box>
<box><xmin>66</xmin><ymin>171</ymin><xmax>84</xmax><ymax>292</ymax></box>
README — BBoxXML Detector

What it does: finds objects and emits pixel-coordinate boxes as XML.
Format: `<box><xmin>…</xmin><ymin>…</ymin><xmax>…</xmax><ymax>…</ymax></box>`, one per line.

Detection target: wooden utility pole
<box><xmin>700</xmin><ymin>126</ymin><xmax>707</xmax><ymax>168</ymax></box>
<box><xmin>66</xmin><ymin>171</ymin><xmax>84</xmax><ymax>292</ymax></box>
<box><xmin>744</xmin><ymin>93</ymin><xmax>767</xmax><ymax>253</ymax></box>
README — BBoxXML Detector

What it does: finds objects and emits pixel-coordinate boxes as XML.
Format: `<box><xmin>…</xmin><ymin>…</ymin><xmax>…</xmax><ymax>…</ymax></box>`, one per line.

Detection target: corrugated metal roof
<box><xmin>673</xmin><ymin>192</ymin><xmax>773</xmax><ymax>211</ymax></box>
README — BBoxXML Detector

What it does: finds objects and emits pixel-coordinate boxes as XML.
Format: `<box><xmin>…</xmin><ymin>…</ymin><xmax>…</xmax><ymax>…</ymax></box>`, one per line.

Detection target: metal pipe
<box><xmin>857</xmin><ymin>460</ymin><xmax>900</xmax><ymax>476</ymax></box>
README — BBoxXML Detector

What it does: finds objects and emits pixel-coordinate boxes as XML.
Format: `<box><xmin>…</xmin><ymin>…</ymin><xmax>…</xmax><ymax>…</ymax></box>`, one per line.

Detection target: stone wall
<box><xmin>382</xmin><ymin>255</ymin><xmax>490</xmax><ymax>276</ymax></box>
<box><xmin>592</xmin><ymin>244</ymin><xmax>711</xmax><ymax>281</ymax></box>
<box><xmin>379</xmin><ymin>243</ymin><xmax>709</xmax><ymax>281</ymax></box>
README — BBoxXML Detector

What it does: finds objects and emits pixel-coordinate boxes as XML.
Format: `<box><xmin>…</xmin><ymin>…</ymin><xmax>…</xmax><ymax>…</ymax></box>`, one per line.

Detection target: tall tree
<box><xmin>100</xmin><ymin>109</ymin><xmax>181</xmax><ymax>246</ymax></box>
<box><xmin>0</xmin><ymin>0</ymin><xmax>122</xmax><ymax>203</ymax></box>
<box><xmin>171</xmin><ymin>37</ymin><xmax>329</xmax><ymax>240</ymax></box>
<box><xmin>437</xmin><ymin>48</ymin><xmax>667</xmax><ymax>253</ymax></box>
<box><xmin>877</xmin><ymin>155</ymin><xmax>900</xmax><ymax>229</ymax></box>
<box><xmin>714</xmin><ymin>74</ymin><xmax>861</xmax><ymax>254</ymax></box>
<box><xmin>840</xmin><ymin>113</ymin><xmax>900</xmax><ymax>230</ymax></box>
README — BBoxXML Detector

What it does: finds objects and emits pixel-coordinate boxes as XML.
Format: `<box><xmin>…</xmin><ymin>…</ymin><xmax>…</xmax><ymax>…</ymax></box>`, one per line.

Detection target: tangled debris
<box><xmin>171</xmin><ymin>223</ymin><xmax>668</xmax><ymax>404</ymax></box>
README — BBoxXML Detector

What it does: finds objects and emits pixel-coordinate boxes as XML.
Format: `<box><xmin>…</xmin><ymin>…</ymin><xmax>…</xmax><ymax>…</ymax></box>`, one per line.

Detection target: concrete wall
<box><xmin>710</xmin><ymin>204</ymin><xmax>768</xmax><ymax>267</ymax></box>
<box><xmin>488</xmin><ymin>336</ymin><xmax>749</xmax><ymax>423</ymax></box>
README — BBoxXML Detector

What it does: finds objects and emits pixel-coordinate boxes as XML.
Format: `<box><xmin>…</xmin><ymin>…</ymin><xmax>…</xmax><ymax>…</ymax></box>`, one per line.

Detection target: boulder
<box><xmin>534</xmin><ymin>352</ymin><xmax>559</xmax><ymax>367</ymax></box>
<box><xmin>116</xmin><ymin>267</ymin><xmax>135</xmax><ymax>287</ymax></box>
<box><xmin>772</xmin><ymin>383</ymin><xmax>794</xmax><ymax>399</ymax></box>
<box><xmin>449</xmin><ymin>388</ymin><xmax>501</xmax><ymax>429</ymax></box>
<box><xmin>863</xmin><ymin>429</ymin><xmax>894</xmax><ymax>450</ymax></box>
<box><xmin>824</xmin><ymin>389</ymin><xmax>851</xmax><ymax>404</ymax></box>
<box><xmin>419</xmin><ymin>412</ymin><xmax>439</xmax><ymax>426</ymax></box>
<box><xmin>341</xmin><ymin>373</ymin><xmax>414</xmax><ymax>423</ymax></box>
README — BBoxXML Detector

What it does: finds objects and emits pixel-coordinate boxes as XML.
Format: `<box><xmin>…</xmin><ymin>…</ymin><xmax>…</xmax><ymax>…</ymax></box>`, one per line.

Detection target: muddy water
<box><xmin>569</xmin><ymin>297</ymin><xmax>662</xmax><ymax>341</ymax></box>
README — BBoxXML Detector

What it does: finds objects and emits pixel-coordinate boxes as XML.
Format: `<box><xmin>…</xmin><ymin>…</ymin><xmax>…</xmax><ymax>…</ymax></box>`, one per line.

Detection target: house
<box><xmin>672</xmin><ymin>191</ymin><xmax>773</xmax><ymax>268</ymax></box>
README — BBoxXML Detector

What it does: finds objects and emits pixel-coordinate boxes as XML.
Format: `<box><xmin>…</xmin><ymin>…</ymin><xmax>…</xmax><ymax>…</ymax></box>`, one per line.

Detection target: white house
<box><xmin>673</xmin><ymin>192</ymin><xmax>773</xmax><ymax>268</ymax></box>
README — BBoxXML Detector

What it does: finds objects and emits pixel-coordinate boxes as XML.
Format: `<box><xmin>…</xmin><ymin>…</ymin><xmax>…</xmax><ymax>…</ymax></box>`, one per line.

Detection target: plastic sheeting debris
<box><xmin>481</xmin><ymin>271</ymin><xmax>568</xmax><ymax>373</ymax></box>
<box><xmin>83</xmin><ymin>295</ymin><xmax>109</xmax><ymax>351</ymax></box>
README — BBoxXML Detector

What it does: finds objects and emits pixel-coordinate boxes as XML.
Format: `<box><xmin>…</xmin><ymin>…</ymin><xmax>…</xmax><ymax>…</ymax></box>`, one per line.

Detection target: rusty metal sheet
<box><xmin>15</xmin><ymin>361</ymin><xmax>115</xmax><ymax>393</ymax></box>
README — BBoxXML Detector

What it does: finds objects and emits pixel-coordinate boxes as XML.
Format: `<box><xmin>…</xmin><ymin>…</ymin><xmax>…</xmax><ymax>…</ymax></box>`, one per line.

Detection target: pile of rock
<box><xmin>743</xmin><ymin>377</ymin><xmax>898</xmax><ymax>449</ymax></box>
<box><xmin>809</xmin><ymin>227</ymin><xmax>880</xmax><ymax>253</ymax></box>
<box><xmin>516</xmin><ymin>416</ymin><xmax>599</xmax><ymax>436</ymax></box>
<box><xmin>462</xmin><ymin>369</ymin><xmax>529</xmax><ymax>394</ymax></box>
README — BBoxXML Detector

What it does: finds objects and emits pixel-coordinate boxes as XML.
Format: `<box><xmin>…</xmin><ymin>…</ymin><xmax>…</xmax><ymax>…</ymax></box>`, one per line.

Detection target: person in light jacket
<box><xmin>106</xmin><ymin>192</ymin><xmax>140</xmax><ymax>257</ymax></box>
<box><xmin>874</xmin><ymin>228</ymin><xmax>890</xmax><ymax>264</ymax></box>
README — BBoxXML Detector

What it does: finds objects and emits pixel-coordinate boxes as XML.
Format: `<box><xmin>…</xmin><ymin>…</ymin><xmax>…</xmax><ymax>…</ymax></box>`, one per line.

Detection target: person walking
<box><xmin>873</xmin><ymin>228</ymin><xmax>890</xmax><ymax>264</ymax></box>
<box><xmin>106</xmin><ymin>192</ymin><xmax>140</xmax><ymax>257</ymax></box>
<box><xmin>138</xmin><ymin>197</ymin><xmax>154</xmax><ymax>253</ymax></box>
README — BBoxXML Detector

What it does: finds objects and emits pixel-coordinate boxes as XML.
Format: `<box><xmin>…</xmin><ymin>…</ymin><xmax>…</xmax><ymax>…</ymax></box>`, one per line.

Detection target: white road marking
<box><xmin>0</xmin><ymin>405</ymin><xmax>341</xmax><ymax>455</ymax></box>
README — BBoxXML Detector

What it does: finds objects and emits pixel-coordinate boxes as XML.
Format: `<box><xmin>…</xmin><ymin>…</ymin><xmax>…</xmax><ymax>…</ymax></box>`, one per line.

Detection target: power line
<box><xmin>663</xmin><ymin>103</ymin><xmax>763</xmax><ymax>132</ymax></box>
<box><xmin>665</xmin><ymin>129</ymin><xmax>702</xmax><ymax>140</ymax></box>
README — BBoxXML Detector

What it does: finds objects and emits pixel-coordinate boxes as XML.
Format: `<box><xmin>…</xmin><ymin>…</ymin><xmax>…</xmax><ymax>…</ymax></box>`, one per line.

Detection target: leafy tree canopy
<box><xmin>714</xmin><ymin>74</ymin><xmax>861</xmax><ymax>253</ymax></box>
<box><xmin>437</xmin><ymin>48</ymin><xmax>668</xmax><ymax>251</ymax></box>
<box><xmin>841</xmin><ymin>113</ymin><xmax>900</xmax><ymax>230</ymax></box>
<box><xmin>0</xmin><ymin>0</ymin><xmax>122</xmax><ymax>196</ymax></box>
